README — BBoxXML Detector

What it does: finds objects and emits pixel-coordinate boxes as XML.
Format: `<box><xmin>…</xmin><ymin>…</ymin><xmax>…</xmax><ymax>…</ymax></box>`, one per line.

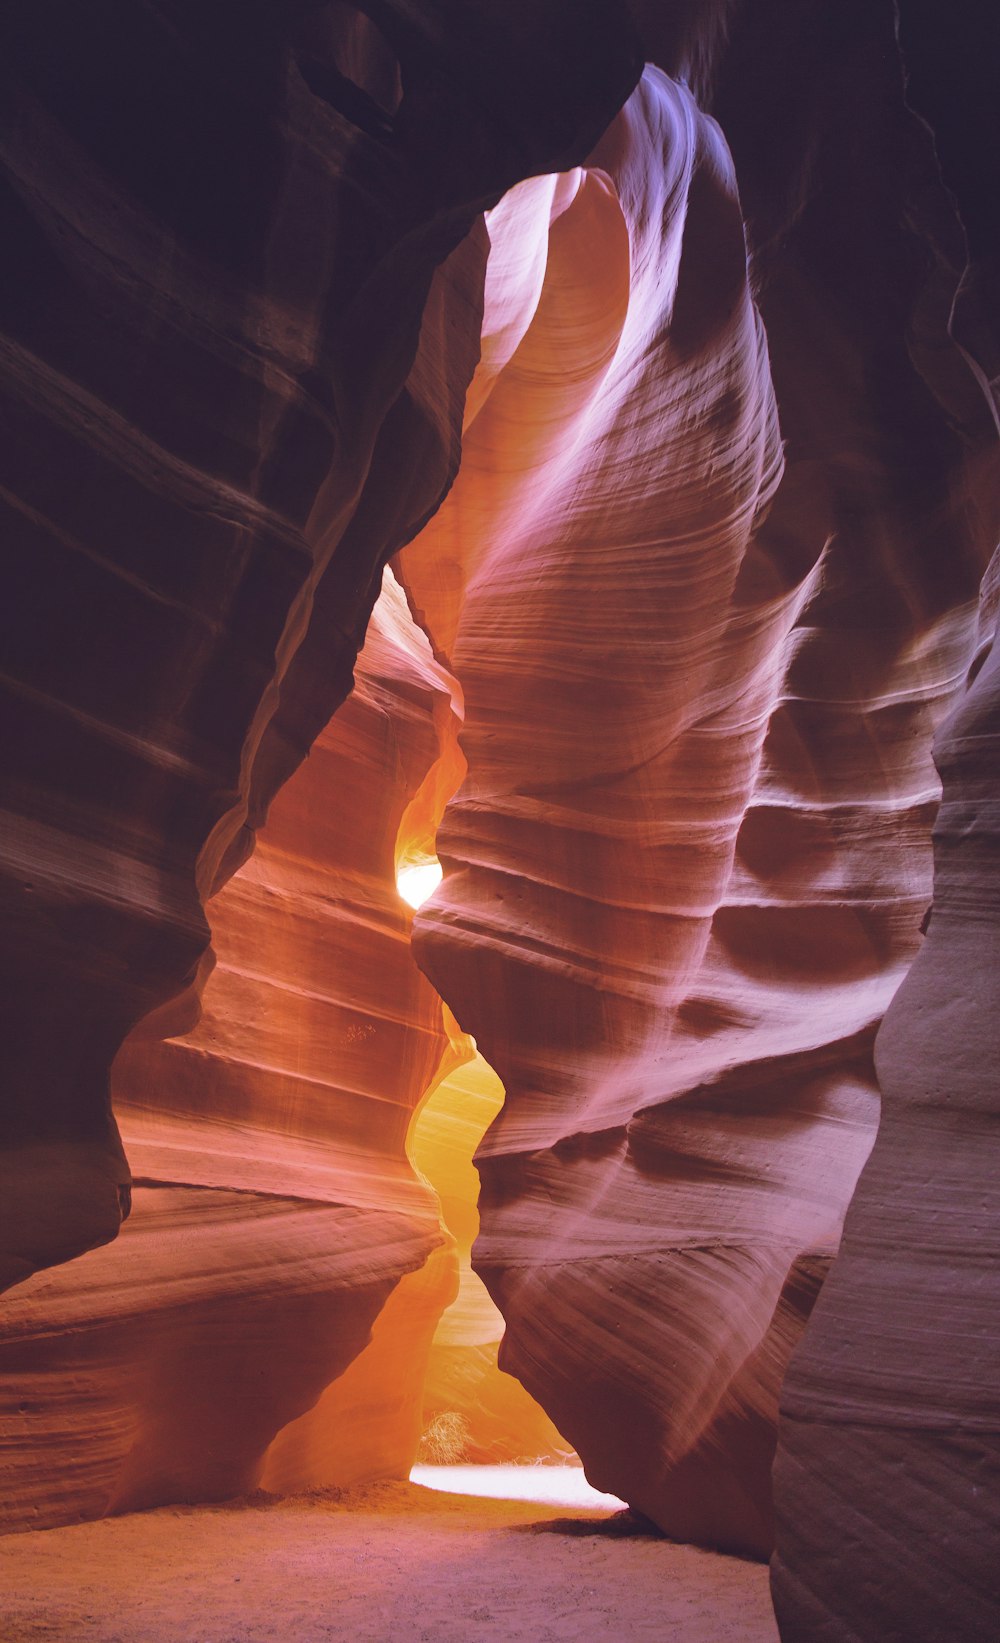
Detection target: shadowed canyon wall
<box><xmin>2</xmin><ymin>4</ymin><xmax>999</xmax><ymax>1638</ymax></box>
<box><xmin>772</xmin><ymin>551</ymin><xmax>1000</xmax><ymax>1641</ymax></box>
<box><xmin>767</xmin><ymin>3</ymin><xmax>1000</xmax><ymax>1634</ymax></box>
<box><xmin>0</xmin><ymin>0</ymin><xmax>639</xmax><ymax>1535</ymax></box>
<box><xmin>0</xmin><ymin>0</ymin><xmax>641</xmax><ymax>1290</ymax></box>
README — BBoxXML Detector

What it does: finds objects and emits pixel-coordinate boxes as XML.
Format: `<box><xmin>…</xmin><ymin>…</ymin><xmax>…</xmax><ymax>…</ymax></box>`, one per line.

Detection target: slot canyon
<box><xmin>1</xmin><ymin>3</ymin><xmax>998</xmax><ymax>1641</ymax></box>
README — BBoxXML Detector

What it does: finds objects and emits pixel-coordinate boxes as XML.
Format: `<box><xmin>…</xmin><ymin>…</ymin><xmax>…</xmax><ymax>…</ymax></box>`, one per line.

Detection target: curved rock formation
<box><xmin>400</xmin><ymin>68</ymin><xmax>802</xmax><ymax>1552</ymax></box>
<box><xmin>0</xmin><ymin>571</ymin><xmax>463</xmax><ymax>1529</ymax></box>
<box><xmin>767</xmin><ymin>3</ymin><xmax>1000</xmax><ymax>1629</ymax></box>
<box><xmin>772</xmin><ymin>552</ymin><xmax>1000</xmax><ymax>1641</ymax></box>
<box><xmin>0</xmin><ymin>0</ymin><xmax>641</xmax><ymax>1291</ymax></box>
<box><xmin>2</xmin><ymin>2</ymin><xmax>998</xmax><ymax>1622</ymax></box>
<box><xmin>399</xmin><ymin>28</ymin><xmax>997</xmax><ymax>1555</ymax></box>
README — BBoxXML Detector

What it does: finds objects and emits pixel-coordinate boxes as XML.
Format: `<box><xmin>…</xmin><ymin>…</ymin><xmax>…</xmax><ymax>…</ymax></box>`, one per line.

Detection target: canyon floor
<box><xmin>1</xmin><ymin>1468</ymin><xmax>778</xmax><ymax>1642</ymax></box>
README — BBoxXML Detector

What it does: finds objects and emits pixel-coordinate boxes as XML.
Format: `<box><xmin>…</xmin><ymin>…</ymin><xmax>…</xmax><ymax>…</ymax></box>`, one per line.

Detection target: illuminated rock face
<box><xmin>411</xmin><ymin>1032</ymin><xmax>572</xmax><ymax>1465</ymax></box>
<box><xmin>0</xmin><ymin>573</ymin><xmax>462</xmax><ymax>1530</ymax></box>
<box><xmin>399</xmin><ymin>40</ymin><xmax>998</xmax><ymax>1556</ymax></box>
<box><xmin>400</xmin><ymin>70</ymin><xmax>809</xmax><ymax>1553</ymax></box>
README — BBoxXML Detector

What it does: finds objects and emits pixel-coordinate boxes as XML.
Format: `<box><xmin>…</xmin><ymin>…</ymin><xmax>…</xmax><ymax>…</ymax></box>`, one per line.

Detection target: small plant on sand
<box><xmin>416</xmin><ymin>1410</ymin><xmax>472</xmax><ymax>1464</ymax></box>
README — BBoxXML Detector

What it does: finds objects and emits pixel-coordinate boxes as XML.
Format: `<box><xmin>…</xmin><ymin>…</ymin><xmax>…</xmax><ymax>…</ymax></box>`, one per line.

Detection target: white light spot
<box><xmin>410</xmin><ymin>1464</ymin><xmax>626</xmax><ymax>1513</ymax></box>
<box><xmin>397</xmin><ymin>859</ymin><xmax>443</xmax><ymax>910</ymax></box>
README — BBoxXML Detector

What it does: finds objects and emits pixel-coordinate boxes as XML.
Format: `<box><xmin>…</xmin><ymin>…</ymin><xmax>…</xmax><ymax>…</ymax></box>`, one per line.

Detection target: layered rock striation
<box><xmin>400</xmin><ymin>28</ymin><xmax>998</xmax><ymax>1555</ymax></box>
<box><xmin>0</xmin><ymin>0</ymin><xmax>641</xmax><ymax>1291</ymax></box>
<box><xmin>772</xmin><ymin>554</ymin><xmax>1000</xmax><ymax>1641</ymax></box>
<box><xmin>768</xmin><ymin>3</ymin><xmax>1000</xmax><ymax>1631</ymax></box>
<box><xmin>1</xmin><ymin>1</ymin><xmax>998</xmax><ymax>1617</ymax></box>
<box><xmin>0</xmin><ymin>571</ymin><xmax>463</xmax><ymax>1529</ymax></box>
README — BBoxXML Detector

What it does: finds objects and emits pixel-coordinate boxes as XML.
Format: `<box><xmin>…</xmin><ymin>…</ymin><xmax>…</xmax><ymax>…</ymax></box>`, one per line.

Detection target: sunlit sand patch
<box><xmin>410</xmin><ymin>1464</ymin><xmax>627</xmax><ymax>1512</ymax></box>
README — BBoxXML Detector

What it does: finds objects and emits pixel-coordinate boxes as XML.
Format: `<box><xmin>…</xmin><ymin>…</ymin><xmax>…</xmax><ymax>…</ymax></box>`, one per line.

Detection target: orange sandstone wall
<box><xmin>0</xmin><ymin>1</ymin><xmax>641</xmax><ymax>1532</ymax></box>
<box><xmin>0</xmin><ymin>573</ymin><xmax>464</xmax><ymax>1530</ymax></box>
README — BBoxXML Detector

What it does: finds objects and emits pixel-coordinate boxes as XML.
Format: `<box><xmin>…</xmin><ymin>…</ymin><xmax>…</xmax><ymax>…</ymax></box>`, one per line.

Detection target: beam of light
<box><xmin>410</xmin><ymin>1464</ymin><xmax>626</xmax><ymax>1512</ymax></box>
<box><xmin>396</xmin><ymin>859</ymin><xmax>443</xmax><ymax>910</ymax></box>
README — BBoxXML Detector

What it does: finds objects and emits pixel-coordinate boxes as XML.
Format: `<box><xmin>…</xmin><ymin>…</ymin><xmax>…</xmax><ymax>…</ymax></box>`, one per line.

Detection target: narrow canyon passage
<box><xmin>2</xmin><ymin>6</ymin><xmax>999</xmax><ymax>1642</ymax></box>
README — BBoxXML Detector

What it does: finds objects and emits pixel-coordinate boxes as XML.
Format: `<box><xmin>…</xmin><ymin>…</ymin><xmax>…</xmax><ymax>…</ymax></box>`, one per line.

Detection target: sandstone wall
<box><xmin>0</xmin><ymin>0</ymin><xmax>640</xmax><ymax>1291</ymax></box>
<box><xmin>399</xmin><ymin>35</ymin><xmax>997</xmax><ymax>1555</ymax></box>
<box><xmin>0</xmin><ymin>573</ymin><xmax>462</xmax><ymax>1529</ymax></box>
<box><xmin>772</xmin><ymin>554</ymin><xmax>1000</xmax><ymax>1640</ymax></box>
<box><xmin>766</xmin><ymin>1</ymin><xmax>1000</xmax><ymax>1630</ymax></box>
<box><xmin>2</xmin><ymin>4</ymin><xmax>998</xmax><ymax>1616</ymax></box>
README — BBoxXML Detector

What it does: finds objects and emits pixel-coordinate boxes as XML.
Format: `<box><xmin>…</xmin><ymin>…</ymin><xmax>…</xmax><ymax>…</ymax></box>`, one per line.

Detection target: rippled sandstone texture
<box><xmin>768</xmin><ymin>1</ymin><xmax>1000</xmax><ymax>1631</ymax></box>
<box><xmin>0</xmin><ymin>0</ymin><xmax>640</xmax><ymax>1534</ymax></box>
<box><xmin>399</xmin><ymin>8</ymin><xmax>1000</xmax><ymax>1562</ymax></box>
<box><xmin>772</xmin><ymin>559</ymin><xmax>1000</xmax><ymax>1641</ymax></box>
<box><xmin>0</xmin><ymin>572</ymin><xmax>462</xmax><ymax>1529</ymax></box>
<box><xmin>0</xmin><ymin>0</ymin><xmax>641</xmax><ymax>1292</ymax></box>
<box><xmin>1</xmin><ymin>0</ymin><xmax>999</xmax><ymax>1628</ymax></box>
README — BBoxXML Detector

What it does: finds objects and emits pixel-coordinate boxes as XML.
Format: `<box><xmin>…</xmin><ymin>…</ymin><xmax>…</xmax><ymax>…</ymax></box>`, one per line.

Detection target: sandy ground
<box><xmin>0</xmin><ymin>1469</ymin><xmax>779</xmax><ymax>1643</ymax></box>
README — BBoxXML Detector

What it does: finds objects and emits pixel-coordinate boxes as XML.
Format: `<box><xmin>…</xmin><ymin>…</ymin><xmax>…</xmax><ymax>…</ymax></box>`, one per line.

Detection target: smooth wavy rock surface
<box><xmin>0</xmin><ymin>0</ymin><xmax>640</xmax><ymax>1290</ymax></box>
<box><xmin>0</xmin><ymin>573</ymin><xmax>462</xmax><ymax>1530</ymax></box>
<box><xmin>772</xmin><ymin>554</ymin><xmax>1000</xmax><ymax>1642</ymax></box>
<box><xmin>399</xmin><ymin>56</ymin><xmax>994</xmax><ymax>1555</ymax></box>
<box><xmin>707</xmin><ymin>4</ymin><xmax>1000</xmax><ymax>1620</ymax></box>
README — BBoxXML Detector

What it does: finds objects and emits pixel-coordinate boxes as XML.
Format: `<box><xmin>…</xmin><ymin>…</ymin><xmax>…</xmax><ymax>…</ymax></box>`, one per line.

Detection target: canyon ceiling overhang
<box><xmin>1</xmin><ymin>5</ymin><xmax>998</xmax><ymax>1642</ymax></box>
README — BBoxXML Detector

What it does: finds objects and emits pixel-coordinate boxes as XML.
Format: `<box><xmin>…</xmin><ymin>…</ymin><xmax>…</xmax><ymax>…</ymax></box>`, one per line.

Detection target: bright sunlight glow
<box><xmin>410</xmin><ymin>1465</ymin><xmax>627</xmax><ymax>1513</ymax></box>
<box><xmin>396</xmin><ymin>859</ymin><xmax>443</xmax><ymax>910</ymax></box>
